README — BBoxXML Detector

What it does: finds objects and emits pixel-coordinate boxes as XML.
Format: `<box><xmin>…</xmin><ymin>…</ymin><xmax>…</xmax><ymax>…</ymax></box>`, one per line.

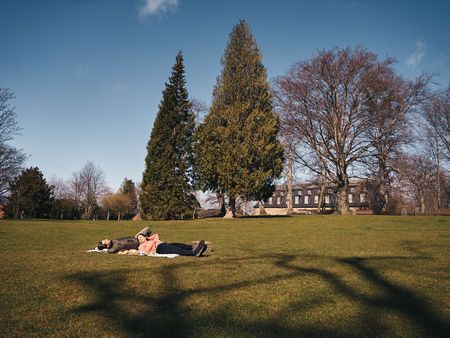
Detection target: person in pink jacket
<box><xmin>137</xmin><ymin>232</ymin><xmax>207</xmax><ymax>257</ymax></box>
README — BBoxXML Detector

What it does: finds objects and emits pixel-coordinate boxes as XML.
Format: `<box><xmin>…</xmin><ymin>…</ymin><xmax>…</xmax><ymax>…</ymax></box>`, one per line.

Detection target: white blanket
<box><xmin>86</xmin><ymin>247</ymin><xmax>178</xmax><ymax>258</ymax></box>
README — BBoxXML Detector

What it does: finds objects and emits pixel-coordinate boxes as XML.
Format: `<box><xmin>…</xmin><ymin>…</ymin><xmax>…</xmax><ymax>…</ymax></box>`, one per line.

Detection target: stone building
<box><xmin>254</xmin><ymin>180</ymin><xmax>371</xmax><ymax>215</ymax></box>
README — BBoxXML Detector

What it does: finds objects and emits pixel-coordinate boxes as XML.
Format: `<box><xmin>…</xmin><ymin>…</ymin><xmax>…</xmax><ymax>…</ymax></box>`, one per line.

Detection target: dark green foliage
<box><xmin>5</xmin><ymin>167</ymin><xmax>53</xmax><ymax>218</ymax></box>
<box><xmin>141</xmin><ymin>51</ymin><xmax>197</xmax><ymax>220</ymax></box>
<box><xmin>50</xmin><ymin>198</ymin><xmax>80</xmax><ymax>220</ymax></box>
<box><xmin>195</xmin><ymin>20</ymin><xmax>284</xmax><ymax>212</ymax></box>
<box><xmin>119</xmin><ymin>178</ymin><xmax>138</xmax><ymax>217</ymax></box>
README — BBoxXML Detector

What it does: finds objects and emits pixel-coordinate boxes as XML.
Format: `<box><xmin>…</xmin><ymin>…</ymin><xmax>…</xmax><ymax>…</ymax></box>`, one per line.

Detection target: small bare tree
<box><xmin>71</xmin><ymin>162</ymin><xmax>109</xmax><ymax>219</ymax></box>
<box><xmin>399</xmin><ymin>154</ymin><xmax>446</xmax><ymax>214</ymax></box>
<box><xmin>101</xmin><ymin>193</ymin><xmax>132</xmax><ymax>221</ymax></box>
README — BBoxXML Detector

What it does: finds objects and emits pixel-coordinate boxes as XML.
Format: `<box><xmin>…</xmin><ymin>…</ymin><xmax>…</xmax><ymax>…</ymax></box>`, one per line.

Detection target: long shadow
<box><xmin>339</xmin><ymin>257</ymin><xmax>450</xmax><ymax>338</ymax></box>
<box><xmin>275</xmin><ymin>254</ymin><xmax>450</xmax><ymax>338</ymax></box>
<box><xmin>65</xmin><ymin>253</ymin><xmax>450</xmax><ymax>337</ymax></box>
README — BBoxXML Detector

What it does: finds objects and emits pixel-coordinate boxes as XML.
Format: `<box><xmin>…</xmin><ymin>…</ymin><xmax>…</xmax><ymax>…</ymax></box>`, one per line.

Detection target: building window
<box><xmin>280</xmin><ymin>192</ymin><xmax>284</xmax><ymax>196</ymax></box>
<box><xmin>277</xmin><ymin>197</ymin><xmax>281</xmax><ymax>205</ymax></box>
<box><xmin>304</xmin><ymin>195</ymin><xmax>309</xmax><ymax>204</ymax></box>
<box><xmin>360</xmin><ymin>193</ymin><xmax>366</xmax><ymax>203</ymax></box>
<box><xmin>295</xmin><ymin>196</ymin><xmax>299</xmax><ymax>204</ymax></box>
<box><xmin>268</xmin><ymin>197</ymin><xmax>273</xmax><ymax>204</ymax></box>
<box><xmin>307</xmin><ymin>189</ymin><xmax>312</xmax><ymax>195</ymax></box>
<box><xmin>314</xmin><ymin>195</ymin><xmax>319</xmax><ymax>204</ymax></box>
<box><xmin>298</xmin><ymin>190</ymin><xmax>302</xmax><ymax>195</ymax></box>
<box><xmin>328</xmin><ymin>188</ymin><xmax>333</xmax><ymax>194</ymax></box>
<box><xmin>350</xmin><ymin>187</ymin><xmax>355</xmax><ymax>193</ymax></box>
<box><xmin>348</xmin><ymin>194</ymin><xmax>353</xmax><ymax>203</ymax></box>
<box><xmin>325</xmin><ymin>195</ymin><xmax>330</xmax><ymax>204</ymax></box>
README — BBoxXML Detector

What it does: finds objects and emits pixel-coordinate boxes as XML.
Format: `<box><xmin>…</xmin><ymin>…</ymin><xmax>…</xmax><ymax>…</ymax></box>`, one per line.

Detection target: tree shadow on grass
<box><xmin>276</xmin><ymin>254</ymin><xmax>450</xmax><ymax>337</ymax></box>
<box><xmin>65</xmin><ymin>253</ymin><xmax>450</xmax><ymax>337</ymax></box>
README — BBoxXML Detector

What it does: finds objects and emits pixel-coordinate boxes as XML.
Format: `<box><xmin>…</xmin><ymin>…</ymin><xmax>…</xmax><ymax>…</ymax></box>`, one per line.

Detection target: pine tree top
<box><xmin>212</xmin><ymin>19</ymin><xmax>271</xmax><ymax>116</ymax></box>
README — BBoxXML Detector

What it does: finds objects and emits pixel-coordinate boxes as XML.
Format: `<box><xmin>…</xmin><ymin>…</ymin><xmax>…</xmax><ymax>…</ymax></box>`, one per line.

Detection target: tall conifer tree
<box><xmin>195</xmin><ymin>20</ymin><xmax>284</xmax><ymax>216</ymax></box>
<box><xmin>141</xmin><ymin>51</ymin><xmax>196</xmax><ymax>220</ymax></box>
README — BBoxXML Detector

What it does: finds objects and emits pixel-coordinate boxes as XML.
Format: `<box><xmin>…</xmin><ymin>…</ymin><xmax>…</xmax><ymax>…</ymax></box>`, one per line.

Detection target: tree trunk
<box><xmin>336</xmin><ymin>179</ymin><xmax>350</xmax><ymax>215</ymax></box>
<box><xmin>223</xmin><ymin>196</ymin><xmax>236</xmax><ymax>218</ymax></box>
<box><xmin>378</xmin><ymin>162</ymin><xmax>389</xmax><ymax>214</ymax></box>
<box><xmin>437</xmin><ymin>149</ymin><xmax>441</xmax><ymax>211</ymax></box>
<box><xmin>286</xmin><ymin>153</ymin><xmax>293</xmax><ymax>215</ymax></box>
<box><xmin>317</xmin><ymin>181</ymin><xmax>326</xmax><ymax>213</ymax></box>
<box><xmin>107</xmin><ymin>211</ymin><xmax>110</xmax><ymax>221</ymax></box>
<box><xmin>217</xmin><ymin>193</ymin><xmax>226</xmax><ymax>217</ymax></box>
<box><xmin>258</xmin><ymin>201</ymin><xmax>267</xmax><ymax>215</ymax></box>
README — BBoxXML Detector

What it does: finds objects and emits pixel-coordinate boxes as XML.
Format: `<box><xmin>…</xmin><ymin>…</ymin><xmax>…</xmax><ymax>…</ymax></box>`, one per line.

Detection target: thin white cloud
<box><xmin>406</xmin><ymin>40</ymin><xmax>426</xmax><ymax>69</ymax></box>
<box><xmin>138</xmin><ymin>0</ymin><xmax>179</xmax><ymax>18</ymax></box>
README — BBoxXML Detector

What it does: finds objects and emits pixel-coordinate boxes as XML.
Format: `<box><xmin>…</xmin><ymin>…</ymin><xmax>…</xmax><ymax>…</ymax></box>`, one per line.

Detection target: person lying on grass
<box><xmin>97</xmin><ymin>227</ymin><xmax>208</xmax><ymax>257</ymax></box>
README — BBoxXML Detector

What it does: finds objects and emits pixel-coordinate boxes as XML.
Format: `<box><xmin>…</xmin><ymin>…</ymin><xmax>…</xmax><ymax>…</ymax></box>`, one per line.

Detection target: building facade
<box><xmin>254</xmin><ymin>181</ymin><xmax>370</xmax><ymax>215</ymax></box>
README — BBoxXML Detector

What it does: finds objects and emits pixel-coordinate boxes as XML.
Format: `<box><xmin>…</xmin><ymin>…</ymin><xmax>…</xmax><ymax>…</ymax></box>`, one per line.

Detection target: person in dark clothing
<box><xmin>97</xmin><ymin>237</ymin><xmax>139</xmax><ymax>253</ymax></box>
<box><xmin>96</xmin><ymin>227</ymin><xmax>152</xmax><ymax>253</ymax></box>
<box><xmin>155</xmin><ymin>241</ymin><xmax>206</xmax><ymax>257</ymax></box>
<box><xmin>137</xmin><ymin>233</ymin><xmax>207</xmax><ymax>257</ymax></box>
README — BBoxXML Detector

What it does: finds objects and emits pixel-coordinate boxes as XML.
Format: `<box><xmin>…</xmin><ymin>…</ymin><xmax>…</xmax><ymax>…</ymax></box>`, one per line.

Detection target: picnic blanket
<box><xmin>86</xmin><ymin>247</ymin><xmax>178</xmax><ymax>258</ymax></box>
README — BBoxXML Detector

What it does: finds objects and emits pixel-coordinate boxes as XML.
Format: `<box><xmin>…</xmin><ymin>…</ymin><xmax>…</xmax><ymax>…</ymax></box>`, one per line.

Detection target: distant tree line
<box><xmin>2</xmin><ymin>163</ymin><xmax>139</xmax><ymax>220</ymax></box>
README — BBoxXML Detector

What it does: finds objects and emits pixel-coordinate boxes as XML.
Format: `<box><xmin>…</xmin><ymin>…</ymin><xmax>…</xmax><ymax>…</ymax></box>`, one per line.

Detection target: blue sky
<box><xmin>1</xmin><ymin>0</ymin><xmax>449</xmax><ymax>191</ymax></box>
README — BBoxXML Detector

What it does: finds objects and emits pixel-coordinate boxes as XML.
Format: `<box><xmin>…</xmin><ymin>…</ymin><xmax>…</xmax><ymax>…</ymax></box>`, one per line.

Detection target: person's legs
<box><xmin>156</xmin><ymin>243</ymin><xmax>194</xmax><ymax>256</ymax></box>
<box><xmin>166</xmin><ymin>243</ymin><xmax>193</xmax><ymax>250</ymax></box>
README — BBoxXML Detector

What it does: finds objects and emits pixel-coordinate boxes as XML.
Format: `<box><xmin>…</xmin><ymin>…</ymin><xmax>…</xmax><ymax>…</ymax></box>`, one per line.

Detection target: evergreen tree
<box><xmin>141</xmin><ymin>51</ymin><xmax>197</xmax><ymax>220</ymax></box>
<box><xmin>119</xmin><ymin>178</ymin><xmax>138</xmax><ymax>217</ymax></box>
<box><xmin>5</xmin><ymin>167</ymin><xmax>53</xmax><ymax>218</ymax></box>
<box><xmin>195</xmin><ymin>20</ymin><xmax>284</xmax><ymax>216</ymax></box>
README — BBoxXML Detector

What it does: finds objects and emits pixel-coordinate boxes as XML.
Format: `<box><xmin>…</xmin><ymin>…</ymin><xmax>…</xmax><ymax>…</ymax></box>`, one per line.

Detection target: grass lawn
<box><xmin>1</xmin><ymin>216</ymin><xmax>449</xmax><ymax>337</ymax></box>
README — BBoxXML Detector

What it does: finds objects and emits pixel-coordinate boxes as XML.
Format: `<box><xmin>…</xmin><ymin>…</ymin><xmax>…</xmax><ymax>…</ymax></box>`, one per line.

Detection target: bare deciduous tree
<box><xmin>0</xmin><ymin>88</ymin><xmax>27</xmax><ymax>196</ymax></box>
<box><xmin>190</xmin><ymin>98</ymin><xmax>209</xmax><ymax>127</ymax></box>
<box><xmin>0</xmin><ymin>88</ymin><xmax>21</xmax><ymax>144</ymax></box>
<box><xmin>48</xmin><ymin>175</ymin><xmax>69</xmax><ymax>200</ymax></box>
<box><xmin>422</xmin><ymin>87</ymin><xmax>450</xmax><ymax>161</ymax></box>
<box><xmin>274</xmin><ymin>48</ymin><xmax>388</xmax><ymax>213</ymax></box>
<box><xmin>362</xmin><ymin>73</ymin><xmax>430</xmax><ymax>213</ymax></box>
<box><xmin>273</xmin><ymin>47</ymin><xmax>429</xmax><ymax>214</ymax></box>
<box><xmin>399</xmin><ymin>154</ymin><xmax>448</xmax><ymax>214</ymax></box>
<box><xmin>70</xmin><ymin>162</ymin><xmax>109</xmax><ymax>219</ymax></box>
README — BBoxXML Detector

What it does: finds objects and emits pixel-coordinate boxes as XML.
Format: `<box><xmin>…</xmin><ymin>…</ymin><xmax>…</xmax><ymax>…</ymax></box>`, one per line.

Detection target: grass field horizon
<box><xmin>1</xmin><ymin>216</ymin><xmax>449</xmax><ymax>337</ymax></box>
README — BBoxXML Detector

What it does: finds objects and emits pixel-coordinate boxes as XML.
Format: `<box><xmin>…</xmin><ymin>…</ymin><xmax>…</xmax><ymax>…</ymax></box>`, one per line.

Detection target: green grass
<box><xmin>1</xmin><ymin>216</ymin><xmax>449</xmax><ymax>337</ymax></box>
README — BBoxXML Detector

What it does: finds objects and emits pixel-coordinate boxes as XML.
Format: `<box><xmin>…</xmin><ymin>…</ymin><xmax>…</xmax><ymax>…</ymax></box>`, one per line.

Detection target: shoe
<box><xmin>193</xmin><ymin>240</ymin><xmax>205</xmax><ymax>257</ymax></box>
<box><xmin>192</xmin><ymin>241</ymin><xmax>200</xmax><ymax>252</ymax></box>
<box><xmin>198</xmin><ymin>244</ymin><xmax>208</xmax><ymax>257</ymax></box>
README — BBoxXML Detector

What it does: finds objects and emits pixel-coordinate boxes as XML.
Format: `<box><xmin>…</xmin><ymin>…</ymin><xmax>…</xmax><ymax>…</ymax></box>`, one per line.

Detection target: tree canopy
<box><xmin>195</xmin><ymin>20</ymin><xmax>284</xmax><ymax>216</ymax></box>
<box><xmin>5</xmin><ymin>167</ymin><xmax>53</xmax><ymax>218</ymax></box>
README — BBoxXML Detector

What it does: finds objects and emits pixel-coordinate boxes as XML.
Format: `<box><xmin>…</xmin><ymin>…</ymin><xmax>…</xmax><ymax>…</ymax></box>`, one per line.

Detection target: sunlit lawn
<box><xmin>1</xmin><ymin>216</ymin><xmax>449</xmax><ymax>337</ymax></box>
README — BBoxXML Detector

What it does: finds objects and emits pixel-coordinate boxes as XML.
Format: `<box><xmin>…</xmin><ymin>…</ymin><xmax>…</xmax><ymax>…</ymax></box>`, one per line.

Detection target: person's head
<box><xmin>137</xmin><ymin>234</ymin><xmax>146</xmax><ymax>243</ymax></box>
<box><xmin>97</xmin><ymin>239</ymin><xmax>111</xmax><ymax>250</ymax></box>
